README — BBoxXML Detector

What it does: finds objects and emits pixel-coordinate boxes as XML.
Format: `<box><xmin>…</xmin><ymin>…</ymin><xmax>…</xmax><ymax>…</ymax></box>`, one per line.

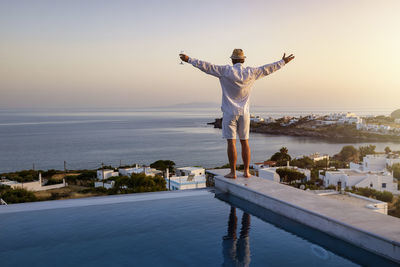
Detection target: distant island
<box><xmin>208</xmin><ymin>112</ymin><xmax>400</xmax><ymax>142</ymax></box>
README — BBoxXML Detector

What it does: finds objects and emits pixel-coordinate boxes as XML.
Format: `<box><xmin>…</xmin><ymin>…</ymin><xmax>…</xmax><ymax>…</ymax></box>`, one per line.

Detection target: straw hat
<box><xmin>230</xmin><ymin>48</ymin><xmax>246</xmax><ymax>59</ymax></box>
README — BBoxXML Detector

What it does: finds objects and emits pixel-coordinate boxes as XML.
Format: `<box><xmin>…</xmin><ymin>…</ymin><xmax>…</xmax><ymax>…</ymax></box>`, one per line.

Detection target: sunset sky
<box><xmin>1</xmin><ymin>0</ymin><xmax>399</xmax><ymax>110</ymax></box>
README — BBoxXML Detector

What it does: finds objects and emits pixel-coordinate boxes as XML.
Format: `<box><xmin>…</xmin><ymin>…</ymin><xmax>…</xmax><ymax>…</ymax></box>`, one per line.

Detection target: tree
<box><xmin>276</xmin><ymin>168</ymin><xmax>306</xmax><ymax>184</ymax></box>
<box><xmin>358</xmin><ymin>145</ymin><xmax>376</xmax><ymax>161</ymax></box>
<box><xmin>389</xmin><ymin>198</ymin><xmax>400</xmax><ymax>218</ymax></box>
<box><xmin>290</xmin><ymin>157</ymin><xmax>314</xmax><ymax>169</ymax></box>
<box><xmin>150</xmin><ymin>160</ymin><xmax>176</xmax><ymax>173</ymax></box>
<box><xmin>280</xmin><ymin>147</ymin><xmax>288</xmax><ymax>155</ymax></box>
<box><xmin>315</xmin><ymin>158</ymin><xmax>329</xmax><ymax>169</ymax></box>
<box><xmin>270</xmin><ymin>147</ymin><xmax>291</xmax><ymax>166</ymax></box>
<box><xmin>392</xmin><ymin>163</ymin><xmax>400</xmax><ymax>179</ymax></box>
<box><xmin>384</xmin><ymin>146</ymin><xmax>392</xmax><ymax>154</ymax></box>
<box><xmin>335</xmin><ymin>145</ymin><xmax>359</xmax><ymax>163</ymax></box>
<box><xmin>310</xmin><ymin>169</ymin><xmax>320</xmax><ymax>181</ymax></box>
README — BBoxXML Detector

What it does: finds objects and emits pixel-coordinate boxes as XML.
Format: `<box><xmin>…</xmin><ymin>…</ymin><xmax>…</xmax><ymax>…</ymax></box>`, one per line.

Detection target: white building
<box><xmin>118</xmin><ymin>165</ymin><xmax>162</xmax><ymax>177</ymax></box>
<box><xmin>258</xmin><ymin>166</ymin><xmax>311</xmax><ymax>182</ymax></box>
<box><xmin>325</xmin><ymin>112</ymin><xmax>360</xmax><ymax>124</ymax></box>
<box><xmin>250</xmin><ymin>116</ymin><xmax>264</xmax><ymax>123</ymax></box>
<box><xmin>264</xmin><ymin>117</ymin><xmax>276</xmax><ymax>124</ymax></box>
<box><xmin>250</xmin><ymin>161</ymin><xmax>277</xmax><ymax>170</ymax></box>
<box><xmin>356</xmin><ymin>122</ymin><xmax>395</xmax><ymax>133</ymax></box>
<box><xmin>350</xmin><ymin>154</ymin><xmax>400</xmax><ymax>172</ymax></box>
<box><xmin>175</xmin><ymin>167</ymin><xmax>205</xmax><ymax>177</ymax></box>
<box><xmin>338</xmin><ymin>113</ymin><xmax>360</xmax><ymax>124</ymax></box>
<box><xmin>321</xmin><ymin>168</ymin><xmax>399</xmax><ymax>194</ymax></box>
<box><xmin>94</xmin><ymin>181</ymin><xmax>115</xmax><ymax>189</ymax></box>
<box><xmin>322</xmin><ymin>153</ymin><xmax>400</xmax><ymax>194</ymax></box>
<box><xmin>166</xmin><ymin>167</ymin><xmax>206</xmax><ymax>190</ymax></box>
<box><xmin>296</xmin><ymin>153</ymin><xmax>329</xmax><ymax>162</ymax></box>
<box><xmin>97</xmin><ymin>169</ymin><xmax>119</xmax><ymax>180</ymax></box>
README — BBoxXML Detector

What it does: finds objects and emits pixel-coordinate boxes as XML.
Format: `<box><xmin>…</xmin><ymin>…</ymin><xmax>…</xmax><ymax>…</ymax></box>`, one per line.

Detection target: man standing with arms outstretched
<box><xmin>179</xmin><ymin>49</ymin><xmax>294</xmax><ymax>178</ymax></box>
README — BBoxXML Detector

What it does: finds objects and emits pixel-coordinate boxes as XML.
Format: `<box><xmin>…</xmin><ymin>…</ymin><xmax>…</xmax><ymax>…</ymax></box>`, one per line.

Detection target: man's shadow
<box><xmin>222</xmin><ymin>207</ymin><xmax>251</xmax><ymax>267</ymax></box>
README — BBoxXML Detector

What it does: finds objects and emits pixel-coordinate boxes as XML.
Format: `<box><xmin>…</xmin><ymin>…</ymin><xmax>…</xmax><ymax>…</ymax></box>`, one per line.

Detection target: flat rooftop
<box><xmin>323</xmin><ymin>193</ymin><xmax>381</xmax><ymax>209</ymax></box>
<box><xmin>176</xmin><ymin>166</ymin><xmax>204</xmax><ymax>171</ymax></box>
<box><xmin>208</xmin><ymin>169</ymin><xmax>400</xmax><ymax>263</ymax></box>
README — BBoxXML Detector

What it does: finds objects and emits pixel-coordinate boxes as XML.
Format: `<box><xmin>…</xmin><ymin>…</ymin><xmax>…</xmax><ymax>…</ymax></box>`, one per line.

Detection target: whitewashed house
<box><xmin>175</xmin><ymin>167</ymin><xmax>204</xmax><ymax>177</ymax></box>
<box><xmin>94</xmin><ymin>181</ymin><xmax>115</xmax><ymax>189</ymax></box>
<box><xmin>118</xmin><ymin>165</ymin><xmax>162</xmax><ymax>177</ymax></box>
<box><xmin>250</xmin><ymin>115</ymin><xmax>264</xmax><ymax>123</ymax></box>
<box><xmin>321</xmin><ymin>169</ymin><xmax>398</xmax><ymax>194</ymax></box>
<box><xmin>264</xmin><ymin>117</ymin><xmax>276</xmax><ymax>124</ymax></box>
<box><xmin>97</xmin><ymin>169</ymin><xmax>119</xmax><ymax>180</ymax></box>
<box><xmin>321</xmin><ymin>156</ymin><xmax>400</xmax><ymax>194</ymax></box>
<box><xmin>166</xmin><ymin>167</ymin><xmax>206</xmax><ymax>190</ymax></box>
<box><xmin>350</xmin><ymin>154</ymin><xmax>400</xmax><ymax>172</ymax></box>
<box><xmin>325</xmin><ymin>112</ymin><xmax>360</xmax><ymax>124</ymax></box>
<box><xmin>322</xmin><ymin>153</ymin><xmax>400</xmax><ymax>194</ymax></box>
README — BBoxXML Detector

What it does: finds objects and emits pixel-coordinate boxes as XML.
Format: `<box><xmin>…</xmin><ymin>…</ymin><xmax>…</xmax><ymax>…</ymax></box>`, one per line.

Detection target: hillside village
<box><xmin>1</xmin><ymin>145</ymin><xmax>400</xmax><ymax>218</ymax></box>
<box><xmin>210</xmin><ymin>112</ymin><xmax>400</xmax><ymax>141</ymax></box>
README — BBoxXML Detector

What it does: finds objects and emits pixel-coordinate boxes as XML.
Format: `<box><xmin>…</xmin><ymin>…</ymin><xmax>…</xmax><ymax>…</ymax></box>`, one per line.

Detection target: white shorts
<box><xmin>222</xmin><ymin>113</ymin><xmax>250</xmax><ymax>140</ymax></box>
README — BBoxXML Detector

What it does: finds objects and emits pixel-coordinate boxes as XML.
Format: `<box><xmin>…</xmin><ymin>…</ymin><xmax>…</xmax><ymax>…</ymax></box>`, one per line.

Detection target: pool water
<box><xmin>0</xmin><ymin>190</ymin><xmax>396</xmax><ymax>266</ymax></box>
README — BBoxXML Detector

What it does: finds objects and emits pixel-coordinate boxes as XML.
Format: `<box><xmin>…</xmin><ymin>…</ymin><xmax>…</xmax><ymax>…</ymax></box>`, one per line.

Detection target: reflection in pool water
<box><xmin>222</xmin><ymin>207</ymin><xmax>251</xmax><ymax>266</ymax></box>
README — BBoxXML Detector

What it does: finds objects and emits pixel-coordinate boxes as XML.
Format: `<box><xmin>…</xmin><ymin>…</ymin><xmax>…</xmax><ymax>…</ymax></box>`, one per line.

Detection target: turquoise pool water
<box><xmin>0</xmin><ymin>190</ymin><xmax>396</xmax><ymax>266</ymax></box>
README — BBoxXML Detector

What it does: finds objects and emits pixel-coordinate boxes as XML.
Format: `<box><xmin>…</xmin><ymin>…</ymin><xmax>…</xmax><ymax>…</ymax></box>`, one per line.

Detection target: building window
<box><xmin>370</xmin><ymin>183</ymin><xmax>373</xmax><ymax>188</ymax></box>
<box><xmin>382</xmin><ymin>183</ymin><xmax>386</xmax><ymax>188</ymax></box>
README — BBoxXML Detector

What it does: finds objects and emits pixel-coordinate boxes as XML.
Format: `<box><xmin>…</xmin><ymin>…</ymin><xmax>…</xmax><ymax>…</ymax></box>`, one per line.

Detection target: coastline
<box><xmin>208</xmin><ymin>118</ymin><xmax>400</xmax><ymax>143</ymax></box>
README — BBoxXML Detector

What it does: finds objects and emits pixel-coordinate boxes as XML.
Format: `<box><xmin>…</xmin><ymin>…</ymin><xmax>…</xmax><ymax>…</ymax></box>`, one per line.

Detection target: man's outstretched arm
<box><xmin>179</xmin><ymin>53</ymin><xmax>226</xmax><ymax>78</ymax></box>
<box><xmin>253</xmin><ymin>53</ymin><xmax>295</xmax><ymax>80</ymax></box>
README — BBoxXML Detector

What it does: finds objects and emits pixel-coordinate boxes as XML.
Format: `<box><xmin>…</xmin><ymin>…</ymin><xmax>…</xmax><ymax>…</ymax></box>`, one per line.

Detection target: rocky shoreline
<box><xmin>207</xmin><ymin>118</ymin><xmax>400</xmax><ymax>142</ymax></box>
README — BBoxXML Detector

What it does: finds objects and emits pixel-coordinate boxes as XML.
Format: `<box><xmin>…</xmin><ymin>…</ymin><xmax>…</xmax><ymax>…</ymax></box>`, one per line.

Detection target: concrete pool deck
<box><xmin>208</xmin><ymin>169</ymin><xmax>400</xmax><ymax>263</ymax></box>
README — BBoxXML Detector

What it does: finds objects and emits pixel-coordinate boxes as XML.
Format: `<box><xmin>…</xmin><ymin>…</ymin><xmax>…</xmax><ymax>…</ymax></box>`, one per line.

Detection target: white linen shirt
<box><xmin>188</xmin><ymin>58</ymin><xmax>285</xmax><ymax>115</ymax></box>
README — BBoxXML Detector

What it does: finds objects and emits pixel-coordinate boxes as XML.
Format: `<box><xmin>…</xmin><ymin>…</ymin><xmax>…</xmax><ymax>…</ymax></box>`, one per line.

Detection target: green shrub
<box><xmin>349</xmin><ymin>187</ymin><xmax>393</xmax><ymax>202</ymax></box>
<box><xmin>1</xmin><ymin>188</ymin><xmax>37</xmax><ymax>204</ymax></box>
<box><xmin>276</xmin><ymin>168</ymin><xmax>306</xmax><ymax>184</ymax></box>
<box><xmin>45</xmin><ymin>178</ymin><xmax>63</xmax><ymax>185</ymax></box>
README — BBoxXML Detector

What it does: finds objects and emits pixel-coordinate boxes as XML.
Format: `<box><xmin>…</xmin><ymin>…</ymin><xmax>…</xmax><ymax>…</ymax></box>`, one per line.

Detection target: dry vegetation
<box><xmin>34</xmin><ymin>184</ymin><xmax>106</xmax><ymax>201</ymax></box>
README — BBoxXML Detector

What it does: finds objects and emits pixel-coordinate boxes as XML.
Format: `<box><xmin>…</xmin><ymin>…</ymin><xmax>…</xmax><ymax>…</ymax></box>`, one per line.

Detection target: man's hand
<box><xmin>282</xmin><ymin>53</ymin><xmax>295</xmax><ymax>64</ymax></box>
<box><xmin>179</xmin><ymin>54</ymin><xmax>189</xmax><ymax>63</ymax></box>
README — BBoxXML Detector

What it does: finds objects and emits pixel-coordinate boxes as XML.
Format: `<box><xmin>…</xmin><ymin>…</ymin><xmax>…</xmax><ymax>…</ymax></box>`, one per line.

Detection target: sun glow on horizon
<box><xmin>0</xmin><ymin>0</ymin><xmax>399</xmax><ymax>110</ymax></box>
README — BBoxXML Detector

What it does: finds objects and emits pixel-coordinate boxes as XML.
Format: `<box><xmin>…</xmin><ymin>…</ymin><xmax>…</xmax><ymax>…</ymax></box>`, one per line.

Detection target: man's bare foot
<box><xmin>243</xmin><ymin>171</ymin><xmax>251</xmax><ymax>178</ymax></box>
<box><xmin>224</xmin><ymin>172</ymin><xmax>237</xmax><ymax>179</ymax></box>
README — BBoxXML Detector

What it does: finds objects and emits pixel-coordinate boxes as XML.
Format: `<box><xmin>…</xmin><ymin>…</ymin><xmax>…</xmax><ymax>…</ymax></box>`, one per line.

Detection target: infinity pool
<box><xmin>0</xmin><ymin>190</ymin><xmax>396</xmax><ymax>266</ymax></box>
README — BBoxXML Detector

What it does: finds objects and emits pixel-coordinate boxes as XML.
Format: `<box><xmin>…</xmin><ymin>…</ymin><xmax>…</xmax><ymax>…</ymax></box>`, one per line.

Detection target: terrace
<box><xmin>208</xmin><ymin>169</ymin><xmax>400</xmax><ymax>263</ymax></box>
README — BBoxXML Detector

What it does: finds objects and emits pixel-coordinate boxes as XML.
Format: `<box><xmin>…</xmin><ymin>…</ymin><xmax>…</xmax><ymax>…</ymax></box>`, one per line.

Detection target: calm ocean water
<box><xmin>0</xmin><ymin>106</ymin><xmax>399</xmax><ymax>173</ymax></box>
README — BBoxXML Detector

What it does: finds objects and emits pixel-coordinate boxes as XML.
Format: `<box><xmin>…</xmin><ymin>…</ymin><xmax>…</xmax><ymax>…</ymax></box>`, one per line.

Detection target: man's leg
<box><xmin>224</xmin><ymin>139</ymin><xmax>237</xmax><ymax>178</ymax></box>
<box><xmin>240</xmin><ymin>139</ymin><xmax>251</xmax><ymax>178</ymax></box>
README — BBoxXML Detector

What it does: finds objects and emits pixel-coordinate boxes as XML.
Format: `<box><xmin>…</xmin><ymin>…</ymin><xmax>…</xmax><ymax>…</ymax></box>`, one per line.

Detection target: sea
<box><xmin>0</xmin><ymin>106</ymin><xmax>399</xmax><ymax>173</ymax></box>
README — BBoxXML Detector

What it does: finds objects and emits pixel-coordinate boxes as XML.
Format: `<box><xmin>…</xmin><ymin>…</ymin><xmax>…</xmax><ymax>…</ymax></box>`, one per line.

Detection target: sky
<box><xmin>1</xmin><ymin>0</ymin><xmax>399</xmax><ymax>110</ymax></box>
